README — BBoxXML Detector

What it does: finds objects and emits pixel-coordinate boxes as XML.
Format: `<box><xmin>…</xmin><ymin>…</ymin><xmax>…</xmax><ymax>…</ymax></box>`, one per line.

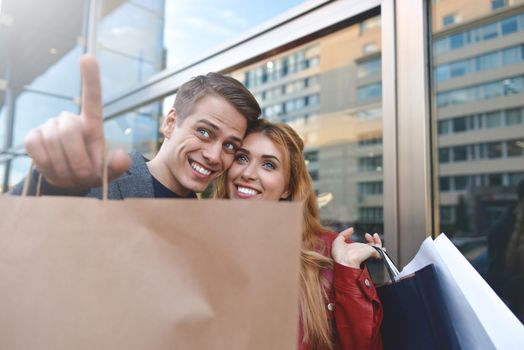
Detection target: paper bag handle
<box><xmin>372</xmin><ymin>246</ymin><xmax>401</xmax><ymax>283</ymax></box>
<box><xmin>22</xmin><ymin>149</ymin><xmax>109</xmax><ymax>200</ymax></box>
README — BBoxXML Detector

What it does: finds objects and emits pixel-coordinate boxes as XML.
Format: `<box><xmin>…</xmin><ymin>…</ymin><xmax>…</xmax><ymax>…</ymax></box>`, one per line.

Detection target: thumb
<box><xmin>337</xmin><ymin>227</ymin><xmax>354</xmax><ymax>242</ymax></box>
<box><xmin>107</xmin><ymin>149</ymin><xmax>132</xmax><ymax>181</ymax></box>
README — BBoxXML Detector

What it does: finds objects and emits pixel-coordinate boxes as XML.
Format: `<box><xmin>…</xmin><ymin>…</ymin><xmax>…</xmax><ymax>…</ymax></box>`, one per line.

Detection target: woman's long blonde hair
<box><xmin>214</xmin><ymin>119</ymin><xmax>334</xmax><ymax>350</ymax></box>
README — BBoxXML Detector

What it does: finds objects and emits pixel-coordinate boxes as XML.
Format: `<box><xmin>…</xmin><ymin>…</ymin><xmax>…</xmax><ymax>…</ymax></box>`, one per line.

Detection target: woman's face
<box><xmin>227</xmin><ymin>132</ymin><xmax>289</xmax><ymax>201</ymax></box>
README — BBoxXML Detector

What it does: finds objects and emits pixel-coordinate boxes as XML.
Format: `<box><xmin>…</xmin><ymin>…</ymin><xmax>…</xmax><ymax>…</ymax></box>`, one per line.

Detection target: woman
<box><xmin>215</xmin><ymin>119</ymin><xmax>383</xmax><ymax>350</ymax></box>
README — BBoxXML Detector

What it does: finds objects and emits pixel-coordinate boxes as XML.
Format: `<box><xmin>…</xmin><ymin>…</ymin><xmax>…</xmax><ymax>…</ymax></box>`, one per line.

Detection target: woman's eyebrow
<box><xmin>261</xmin><ymin>155</ymin><xmax>281</xmax><ymax>164</ymax></box>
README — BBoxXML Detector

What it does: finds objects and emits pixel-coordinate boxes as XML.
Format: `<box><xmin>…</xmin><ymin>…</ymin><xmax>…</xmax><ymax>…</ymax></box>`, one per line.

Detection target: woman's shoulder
<box><xmin>318</xmin><ymin>230</ymin><xmax>337</xmax><ymax>257</ymax></box>
<box><xmin>319</xmin><ymin>230</ymin><xmax>338</xmax><ymax>245</ymax></box>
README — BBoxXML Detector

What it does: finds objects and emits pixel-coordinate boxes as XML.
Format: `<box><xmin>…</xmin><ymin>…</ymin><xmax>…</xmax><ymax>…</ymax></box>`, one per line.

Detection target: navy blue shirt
<box><xmin>152</xmin><ymin>176</ymin><xmax>197</xmax><ymax>199</ymax></box>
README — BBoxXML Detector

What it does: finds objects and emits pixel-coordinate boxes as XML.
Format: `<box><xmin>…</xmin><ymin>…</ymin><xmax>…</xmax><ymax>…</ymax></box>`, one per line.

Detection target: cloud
<box><xmin>184</xmin><ymin>16</ymin><xmax>234</xmax><ymax>36</ymax></box>
<box><xmin>217</xmin><ymin>9</ymin><xmax>248</xmax><ymax>27</ymax></box>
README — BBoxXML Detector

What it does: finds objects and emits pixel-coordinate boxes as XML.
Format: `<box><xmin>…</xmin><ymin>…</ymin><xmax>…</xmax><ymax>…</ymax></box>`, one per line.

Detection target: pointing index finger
<box><xmin>80</xmin><ymin>55</ymin><xmax>104</xmax><ymax>139</ymax></box>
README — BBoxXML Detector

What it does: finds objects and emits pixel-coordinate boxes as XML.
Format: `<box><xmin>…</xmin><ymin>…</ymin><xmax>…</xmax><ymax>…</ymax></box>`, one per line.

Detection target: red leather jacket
<box><xmin>298</xmin><ymin>232</ymin><xmax>383</xmax><ymax>350</ymax></box>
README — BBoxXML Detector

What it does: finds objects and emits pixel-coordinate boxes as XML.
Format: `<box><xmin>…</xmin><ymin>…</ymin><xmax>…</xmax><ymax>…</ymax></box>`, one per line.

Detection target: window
<box><xmin>357</xmin><ymin>83</ymin><xmax>382</xmax><ymax>102</ymax></box>
<box><xmin>438</xmin><ymin>120</ymin><xmax>451</xmax><ymax>134</ymax></box>
<box><xmin>488</xmin><ymin>173</ymin><xmax>503</xmax><ymax>186</ymax></box>
<box><xmin>454</xmin><ymin>176</ymin><xmax>469</xmax><ymax>191</ymax></box>
<box><xmin>485</xmin><ymin>112</ymin><xmax>502</xmax><ymax>128</ymax></box>
<box><xmin>437</xmin><ymin>76</ymin><xmax>524</xmax><ymax>108</ymax></box>
<box><xmin>358</xmin><ymin>207</ymin><xmax>383</xmax><ymax>223</ymax></box>
<box><xmin>443</xmin><ymin>14</ymin><xmax>458</xmax><ymax>26</ymax></box>
<box><xmin>439</xmin><ymin>148</ymin><xmax>451</xmax><ymax>163</ymax></box>
<box><xmin>450</xmin><ymin>61</ymin><xmax>469</xmax><ymax>78</ymax></box>
<box><xmin>432</xmin><ymin>0</ymin><xmax>524</xmax><ymax>310</ymax></box>
<box><xmin>450</xmin><ymin>33</ymin><xmax>466</xmax><ymax>49</ymax></box>
<box><xmin>453</xmin><ymin>146</ymin><xmax>468</xmax><ymax>161</ymax></box>
<box><xmin>440</xmin><ymin>206</ymin><xmax>455</xmax><ymax>224</ymax></box>
<box><xmin>506</xmin><ymin>108</ymin><xmax>522</xmax><ymax>125</ymax></box>
<box><xmin>453</xmin><ymin>117</ymin><xmax>468</xmax><ymax>132</ymax></box>
<box><xmin>358</xmin><ymin>182</ymin><xmax>383</xmax><ymax>195</ymax></box>
<box><xmin>363</xmin><ymin>43</ymin><xmax>378</xmax><ymax>54</ymax></box>
<box><xmin>480</xmin><ymin>22</ymin><xmax>498</xmax><ymax>41</ymax></box>
<box><xmin>502</xmin><ymin>46</ymin><xmax>520</xmax><ymax>65</ymax></box>
<box><xmin>491</xmin><ymin>0</ymin><xmax>508</xmax><ymax>10</ymax></box>
<box><xmin>507</xmin><ymin>139</ymin><xmax>524</xmax><ymax>157</ymax></box>
<box><xmin>509</xmin><ymin>172</ymin><xmax>524</xmax><ymax>185</ymax></box>
<box><xmin>359</xmin><ymin>16</ymin><xmax>381</xmax><ymax>34</ymax></box>
<box><xmin>435</xmin><ymin>66</ymin><xmax>449</xmax><ymax>82</ymax></box>
<box><xmin>357</xmin><ymin>58</ymin><xmax>381</xmax><ymax>78</ymax></box>
<box><xmin>440</xmin><ymin>177</ymin><xmax>451</xmax><ymax>191</ymax></box>
<box><xmin>501</xmin><ymin>16</ymin><xmax>518</xmax><ymax>35</ymax></box>
<box><xmin>478</xmin><ymin>51</ymin><xmax>499</xmax><ymax>71</ymax></box>
<box><xmin>487</xmin><ymin>142</ymin><xmax>503</xmax><ymax>158</ymax></box>
<box><xmin>358</xmin><ymin>155</ymin><xmax>383</xmax><ymax>172</ymax></box>
<box><xmin>304</xmin><ymin>151</ymin><xmax>318</xmax><ymax>163</ymax></box>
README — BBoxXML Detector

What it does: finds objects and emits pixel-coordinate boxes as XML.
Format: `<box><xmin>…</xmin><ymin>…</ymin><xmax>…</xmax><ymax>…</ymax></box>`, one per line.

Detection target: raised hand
<box><xmin>332</xmin><ymin>227</ymin><xmax>382</xmax><ymax>268</ymax></box>
<box><xmin>24</xmin><ymin>55</ymin><xmax>131</xmax><ymax>189</ymax></box>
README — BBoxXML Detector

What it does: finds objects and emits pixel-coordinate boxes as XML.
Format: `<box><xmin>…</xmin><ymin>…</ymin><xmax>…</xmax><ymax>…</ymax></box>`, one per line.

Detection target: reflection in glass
<box><xmin>231</xmin><ymin>15</ymin><xmax>383</xmax><ymax>237</ymax></box>
<box><xmin>13</xmin><ymin>92</ymin><xmax>78</xmax><ymax>147</ymax></box>
<box><xmin>0</xmin><ymin>163</ymin><xmax>5</xmax><ymax>193</ymax></box>
<box><xmin>97</xmin><ymin>0</ymin><xmax>166</xmax><ymax>100</ymax></box>
<box><xmin>104</xmin><ymin>101</ymin><xmax>162</xmax><ymax>159</ymax></box>
<box><xmin>0</xmin><ymin>92</ymin><xmax>6</xmax><ymax>149</ymax></box>
<box><xmin>163</xmin><ymin>0</ymin><xmax>304</xmax><ymax>70</ymax></box>
<box><xmin>431</xmin><ymin>0</ymin><xmax>524</xmax><ymax>323</ymax></box>
<box><xmin>7</xmin><ymin>156</ymin><xmax>30</xmax><ymax>189</ymax></box>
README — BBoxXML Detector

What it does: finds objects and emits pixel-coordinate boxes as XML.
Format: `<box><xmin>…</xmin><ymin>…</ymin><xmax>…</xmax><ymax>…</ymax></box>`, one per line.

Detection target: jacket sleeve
<box><xmin>333</xmin><ymin>262</ymin><xmax>383</xmax><ymax>350</ymax></box>
<box><xmin>9</xmin><ymin>168</ymin><xmax>89</xmax><ymax>197</ymax></box>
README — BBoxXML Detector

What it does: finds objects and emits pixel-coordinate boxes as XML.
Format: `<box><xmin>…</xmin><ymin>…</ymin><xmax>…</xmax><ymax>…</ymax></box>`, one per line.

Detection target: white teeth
<box><xmin>190</xmin><ymin>162</ymin><xmax>211</xmax><ymax>176</ymax></box>
<box><xmin>238</xmin><ymin>186</ymin><xmax>258</xmax><ymax>196</ymax></box>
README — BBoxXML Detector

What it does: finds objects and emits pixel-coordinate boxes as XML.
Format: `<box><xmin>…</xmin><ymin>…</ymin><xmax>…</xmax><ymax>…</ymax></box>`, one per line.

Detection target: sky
<box><xmin>163</xmin><ymin>0</ymin><xmax>304</xmax><ymax>68</ymax></box>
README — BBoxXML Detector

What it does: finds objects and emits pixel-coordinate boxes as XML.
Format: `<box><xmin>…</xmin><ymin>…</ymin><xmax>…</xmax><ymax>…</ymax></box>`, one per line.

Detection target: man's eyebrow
<box><xmin>197</xmin><ymin>119</ymin><xmax>219</xmax><ymax>130</ymax></box>
<box><xmin>197</xmin><ymin>119</ymin><xmax>242</xmax><ymax>144</ymax></box>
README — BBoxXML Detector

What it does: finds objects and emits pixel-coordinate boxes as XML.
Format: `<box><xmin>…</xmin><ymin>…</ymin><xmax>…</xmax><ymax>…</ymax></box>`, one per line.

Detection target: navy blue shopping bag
<box><xmin>367</xmin><ymin>248</ymin><xmax>461</xmax><ymax>350</ymax></box>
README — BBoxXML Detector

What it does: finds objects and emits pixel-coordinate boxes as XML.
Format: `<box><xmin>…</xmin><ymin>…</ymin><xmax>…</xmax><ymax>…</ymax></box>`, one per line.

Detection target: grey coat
<box><xmin>10</xmin><ymin>151</ymin><xmax>155</xmax><ymax>199</ymax></box>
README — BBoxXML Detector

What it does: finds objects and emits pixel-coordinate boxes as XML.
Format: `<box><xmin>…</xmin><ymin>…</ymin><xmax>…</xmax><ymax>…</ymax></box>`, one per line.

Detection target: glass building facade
<box><xmin>1</xmin><ymin>0</ymin><xmax>523</xmax><ymax>322</ymax></box>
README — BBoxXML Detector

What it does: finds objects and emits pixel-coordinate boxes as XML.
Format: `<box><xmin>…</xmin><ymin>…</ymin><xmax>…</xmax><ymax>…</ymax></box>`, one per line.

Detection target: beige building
<box><xmin>432</xmin><ymin>0</ymin><xmax>524</xmax><ymax>234</ymax></box>
<box><xmin>231</xmin><ymin>17</ymin><xmax>384</xmax><ymax>232</ymax></box>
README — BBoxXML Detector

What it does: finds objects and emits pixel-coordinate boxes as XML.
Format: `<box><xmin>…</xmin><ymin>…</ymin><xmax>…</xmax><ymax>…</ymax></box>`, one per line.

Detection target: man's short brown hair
<box><xmin>174</xmin><ymin>72</ymin><xmax>260</xmax><ymax>127</ymax></box>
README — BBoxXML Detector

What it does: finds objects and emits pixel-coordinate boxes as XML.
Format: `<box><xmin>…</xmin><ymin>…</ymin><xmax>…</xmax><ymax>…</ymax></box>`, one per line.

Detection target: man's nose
<box><xmin>202</xmin><ymin>142</ymin><xmax>222</xmax><ymax>165</ymax></box>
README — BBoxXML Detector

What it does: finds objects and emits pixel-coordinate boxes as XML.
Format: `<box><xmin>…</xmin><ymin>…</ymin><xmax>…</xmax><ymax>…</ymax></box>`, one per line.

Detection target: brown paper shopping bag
<box><xmin>0</xmin><ymin>193</ymin><xmax>302</xmax><ymax>350</ymax></box>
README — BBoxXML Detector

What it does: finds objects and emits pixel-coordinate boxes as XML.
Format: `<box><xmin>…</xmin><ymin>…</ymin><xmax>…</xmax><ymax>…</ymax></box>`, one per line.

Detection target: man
<box><xmin>11</xmin><ymin>55</ymin><xmax>260</xmax><ymax>198</ymax></box>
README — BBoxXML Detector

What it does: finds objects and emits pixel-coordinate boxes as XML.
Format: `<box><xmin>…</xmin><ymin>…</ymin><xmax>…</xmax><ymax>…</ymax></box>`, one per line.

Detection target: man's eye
<box><xmin>198</xmin><ymin>128</ymin><xmax>210</xmax><ymax>137</ymax></box>
<box><xmin>224</xmin><ymin>142</ymin><xmax>237</xmax><ymax>152</ymax></box>
<box><xmin>263</xmin><ymin>161</ymin><xmax>276</xmax><ymax>170</ymax></box>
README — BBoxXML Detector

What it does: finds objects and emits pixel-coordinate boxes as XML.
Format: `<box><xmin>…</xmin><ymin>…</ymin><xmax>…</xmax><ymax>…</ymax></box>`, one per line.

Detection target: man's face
<box><xmin>160</xmin><ymin>95</ymin><xmax>247</xmax><ymax>195</ymax></box>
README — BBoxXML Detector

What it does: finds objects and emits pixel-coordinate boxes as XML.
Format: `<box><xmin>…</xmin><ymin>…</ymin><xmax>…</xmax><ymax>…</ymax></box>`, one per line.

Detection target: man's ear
<box><xmin>162</xmin><ymin>108</ymin><xmax>178</xmax><ymax>139</ymax></box>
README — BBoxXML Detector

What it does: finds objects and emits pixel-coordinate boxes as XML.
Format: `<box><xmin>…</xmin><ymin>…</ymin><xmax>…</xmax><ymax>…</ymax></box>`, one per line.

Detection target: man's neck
<box><xmin>146</xmin><ymin>157</ymin><xmax>191</xmax><ymax>197</ymax></box>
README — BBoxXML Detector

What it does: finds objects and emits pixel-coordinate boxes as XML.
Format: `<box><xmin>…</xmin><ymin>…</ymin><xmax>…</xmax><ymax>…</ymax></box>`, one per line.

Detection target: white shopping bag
<box><xmin>399</xmin><ymin>234</ymin><xmax>524</xmax><ymax>350</ymax></box>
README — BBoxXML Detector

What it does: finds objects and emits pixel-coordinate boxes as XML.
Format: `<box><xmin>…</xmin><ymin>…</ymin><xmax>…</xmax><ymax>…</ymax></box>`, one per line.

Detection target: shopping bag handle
<box><xmin>372</xmin><ymin>246</ymin><xmax>401</xmax><ymax>283</ymax></box>
<box><xmin>21</xmin><ymin>163</ymin><xmax>43</xmax><ymax>197</ymax></box>
<box><xmin>21</xmin><ymin>149</ymin><xmax>109</xmax><ymax>200</ymax></box>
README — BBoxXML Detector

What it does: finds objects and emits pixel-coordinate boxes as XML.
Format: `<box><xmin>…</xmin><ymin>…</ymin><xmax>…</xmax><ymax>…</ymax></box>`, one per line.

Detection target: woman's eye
<box><xmin>263</xmin><ymin>161</ymin><xmax>276</xmax><ymax>170</ymax></box>
<box><xmin>198</xmin><ymin>128</ymin><xmax>210</xmax><ymax>137</ymax></box>
<box><xmin>235</xmin><ymin>154</ymin><xmax>248</xmax><ymax>163</ymax></box>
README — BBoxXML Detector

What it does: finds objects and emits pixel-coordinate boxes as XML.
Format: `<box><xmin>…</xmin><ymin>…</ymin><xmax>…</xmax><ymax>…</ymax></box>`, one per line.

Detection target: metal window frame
<box><xmin>389</xmin><ymin>0</ymin><xmax>433</xmax><ymax>266</ymax></box>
